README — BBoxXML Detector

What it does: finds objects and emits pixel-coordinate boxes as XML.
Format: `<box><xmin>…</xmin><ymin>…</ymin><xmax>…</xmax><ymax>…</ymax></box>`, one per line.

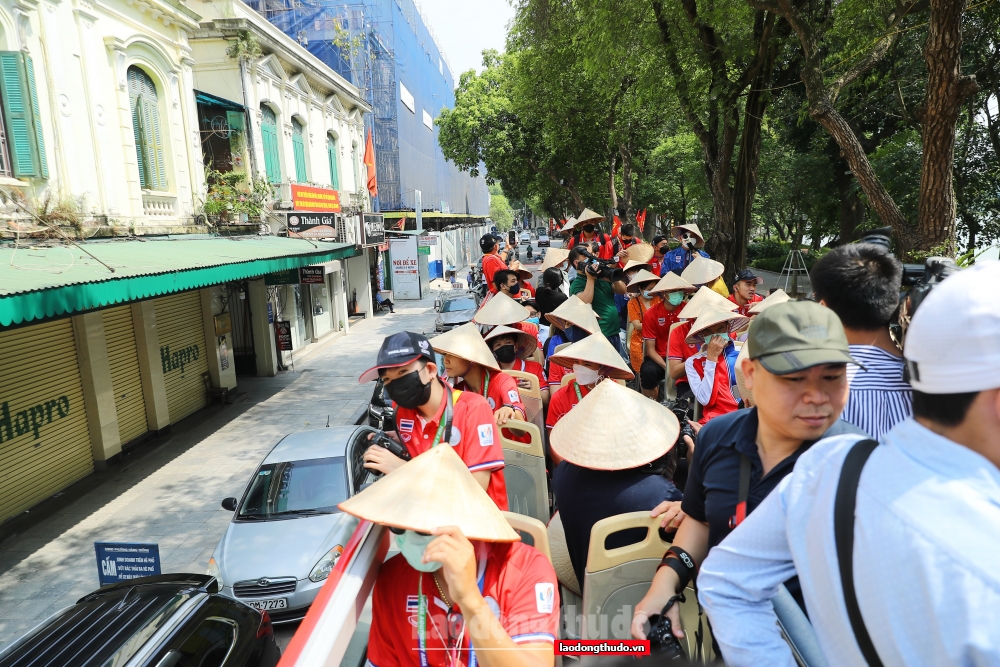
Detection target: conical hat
<box><xmin>576</xmin><ymin>208</ymin><xmax>604</xmax><ymax>225</ymax></box>
<box><xmin>650</xmin><ymin>272</ymin><xmax>696</xmax><ymax>294</ymax></box>
<box><xmin>686</xmin><ymin>307</ymin><xmax>751</xmax><ymax>344</ymax></box>
<box><xmin>549</xmin><ymin>334</ymin><xmax>635</xmax><ymax>380</ymax></box>
<box><xmin>539</xmin><ymin>248</ymin><xmax>570</xmax><ymax>272</ymax></box>
<box><xmin>622</xmin><ymin>259</ymin><xmax>652</xmax><ymax>274</ymax></box>
<box><xmin>484</xmin><ymin>324</ymin><xmax>536</xmax><ymax>361</ymax></box>
<box><xmin>431</xmin><ymin>322</ymin><xmax>500</xmax><ymax>371</ymax></box>
<box><xmin>678</xmin><ymin>286</ymin><xmax>737</xmax><ymax>320</ymax></box>
<box><xmin>561</xmin><ymin>217</ymin><xmax>578</xmax><ymax>232</ymax></box>
<box><xmin>671</xmin><ymin>223</ymin><xmax>705</xmax><ymax>247</ymax></box>
<box><xmin>550</xmin><ymin>380</ymin><xmax>678</xmax><ymax>470</ymax></box>
<box><xmin>749</xmin><ymin>288</ymin><xmax>790</xmax><ymax>314</ymax></box>
<box><xmin>734</xmin><ymin>343</ymin><xmax>752</xmax><ymax>406</ymax></box>
<box><xmin>473</xmin><ymin>292</ymin><xmax>530</xmax><ymax>326</ymax></box>
<box><xmin>546</xmin><ymin>297</ymin><xmax>600</xmax><ymax>334</ymax></box>
<box><xmin>681</xmin><ymin>255</ymin><xmax>725</xmax><ymax>285</ymax></box>
<box><xmin>626</xmin><ymin>269</ymin><xmax>661</xmax><ymax>293</ymax></box>
<box><xmin>338</xmin><ymin>445</ymin><xmax>519</xmax><ymax>541</ymax></box>
<box><xmin>509</xmin><ymin>260</ymin><xmax>533</xmax><ymax>281</ymax></box>
<box><xmin>624</xmin><ymin>243</ymin><xmax>655</xmax><ymax>264</ymax></box>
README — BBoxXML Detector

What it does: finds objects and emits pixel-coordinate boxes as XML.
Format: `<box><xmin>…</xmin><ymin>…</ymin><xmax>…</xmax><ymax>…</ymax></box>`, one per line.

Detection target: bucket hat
<box><xmin>546</xmin><ymin>296</ymin><xmax>601</xmax><ymax>334</ymax></box>
<box><xmin>681</xmin><ymin>255</ymin><xmax>725</xmax><ymax>286</ymax></box>
<box><xmin>473</xmin><ymin>292</ymin><xmax>530</xmax><ymax>326</ymax></box>
<box><xmin>749</xmin><ymin>288</ymin><xmax>790</xmax><ymax>314</ymax></box>
<box><xmin>539</xmin><ymin>248</ymin><xmax>570</xmax><ymax>272</ymax></box>
<box><xmin>549</xmin><ymin>334</ymin><xmax>635</xmax><ymax>380</ymax></box>
<box><xmin>431</xmin><ymin>322</ymin><xmax>500</xmax><ymax>371</ymax></box>
<box><xmin>339</xmin><ymin>445</ymin><xmax>519</xmax><ymax>542</ymax></box>
<box><xmin>550</xmin><ymin>380</ymin><xmax>679</xmax><ymax>470</ymax></box>
<box><xmin>747</xmin><ymin>301</ymin><xmax>861</xmax><ymax>375</ymax></box>
<box><xmin>626</xmin><ymin>269</ymin><xmax>661</xmax><ymax>293</ymax></box>
<box><xmin>671</xmin><ymin>223</ymin><xmax>705</xmax><ymax>247</ymax></box>
<box><xmin>484</xmin><ymin>324</ymin><xmax>537</xmax><ymax>361</ymax></box>
<box><xmin>678</xmin><ymin>285</ymin><xmax>738</xmax><ymax>321</ymax></box>
<box><xmin>650</xmin><ymin>272</ymin><xmax>696</xmax><ymax>295</ymax></box>
<box><xmin>686</xmin><ymin>307</ymin><xmax>750</xmax><ymax>345</ymax></box>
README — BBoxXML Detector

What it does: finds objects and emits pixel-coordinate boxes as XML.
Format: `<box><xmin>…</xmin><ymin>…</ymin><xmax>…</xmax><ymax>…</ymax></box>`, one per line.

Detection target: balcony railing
<box><xmin>142</xmin><ymin>192</ymin><xmax>177</xmax><ymax>217</ymax></box>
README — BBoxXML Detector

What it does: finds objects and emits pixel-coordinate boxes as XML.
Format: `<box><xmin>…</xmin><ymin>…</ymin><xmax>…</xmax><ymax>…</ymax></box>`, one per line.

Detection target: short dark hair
<box><xmin>912</xmin><ymin>389</ymin><xmax>979</xmax><ymax>427</ymax></box>
<box><xmin>543</xmin><ymin>267</ymin><xmax>564</xmax><ymax>290</ymax></box>
<box><xmin>652</xmin><ymin>235</ymin><xmax>666</xmax><ymax>246</ymax></box>
<box><xmin>810</xmin><ymin>243</ymin><xmax>903</xmax><ymax>330</ymax></box>
<box><xmin>568</xmin><ymin>246</ymin><xmax>589</xmax><ymax>265</ymax></box>
<box><xmin>492</xmin><ymin>269</ymin><xmax>518</xmax><ymax>291</ymax></box>
<box><xmin>621</xmin><ymin>223</ymin><xmax>636</xmax><ymax>237</ymax></box>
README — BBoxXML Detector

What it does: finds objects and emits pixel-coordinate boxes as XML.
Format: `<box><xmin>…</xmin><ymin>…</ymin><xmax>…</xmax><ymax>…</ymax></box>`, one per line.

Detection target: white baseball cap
<box><xmin>904</xmin><ymin>261</ymin><xmax>1000</xmax><ymax>394</ymax></box>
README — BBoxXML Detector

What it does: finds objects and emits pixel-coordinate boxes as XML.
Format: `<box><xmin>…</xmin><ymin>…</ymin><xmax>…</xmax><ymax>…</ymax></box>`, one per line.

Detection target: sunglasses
<box><xmin>389</xmin><ymin>526</ymin><xmax>431</xmax><ymax>536</ymax></box>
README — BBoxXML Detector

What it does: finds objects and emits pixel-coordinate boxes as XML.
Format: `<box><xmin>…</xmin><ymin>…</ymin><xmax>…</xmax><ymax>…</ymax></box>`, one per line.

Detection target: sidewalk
<box><xmin>0</xmin><ymin>293</ymin><xmax>439</xmax><ymax>650</ymax></box>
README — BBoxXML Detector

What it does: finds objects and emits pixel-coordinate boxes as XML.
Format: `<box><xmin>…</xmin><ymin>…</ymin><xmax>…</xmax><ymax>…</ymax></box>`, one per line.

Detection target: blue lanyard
<box><xmin>417</xmin><ymin>569</ymin><xmax>486</xmax><ymax>667</ymax></box>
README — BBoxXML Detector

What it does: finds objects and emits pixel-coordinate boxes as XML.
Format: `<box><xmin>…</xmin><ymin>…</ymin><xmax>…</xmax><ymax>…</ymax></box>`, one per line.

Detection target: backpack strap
<box><xmin>834</xmin><ymin>438</ymin><xmax>884</xmax><ymax>667</ymax></box>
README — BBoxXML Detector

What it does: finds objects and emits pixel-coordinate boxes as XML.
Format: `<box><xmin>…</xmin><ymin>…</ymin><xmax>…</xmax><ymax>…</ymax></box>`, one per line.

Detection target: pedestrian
<box><xmin>358</xmin><ymin>331</ymin><xmax>507</xmax><ymax>508</ymax></box>
<box><xmin>695</xmin><ymin>260</ymin><xmax>1000</xmax><ymax>667</ymax></box>
<box><xmin>631</xmin><ymin>301</ymin><xmax>865</xmax><ymax>647</ymax></box>
<box><xmin>625</xmin><ymin>269</ymin><xmax>663</xmax><ymax>380</ymax></box>
<box><xmin>666</xmin><ymin>286</ymin><xmax>738</xmax><ymax>401</ymax></box>
<box><xmin>485</xmin><ymin>325</ymin><xmax>549</xmax><ymax>407</ymax></box>
<box><xmin>551</xmin><ymin>380</ymin><xmax>684</xmax><ymax>586</ymax></box>
<box><xmin>659</xmin><ymin>222</ymin><xmax>710</xmax><ymax>276</ymax></box>
<box><xmin>684</xmin><ymin>307</ymin><xmax>748</xmax><ymax>424</ymax></box>
<box><xmin>810</xmin><ymin>242</ymin><xmax>911</xmax><ymax>439</ymax></box>
<box><xmin>728</xmin><ymin>269</ymin><xmax>764</xmax><ymax>316</ymax></box>
<box><xmin>542</xmin><ymin>296</ymin><xmax>602</xmax><ymax>390</ymax></box>
<box><xmin>641</xmin><ymin>272</ymin><xmax>697</xmax><ymax>401</ymax></box>
<box><xmin>345</xmin><ymin>445</ymin><xmax>559</xmax><ymax>667</ymax></box>
<box><xmin>479</xmin><ymin>233</ymin><xmax>511</xmax><ymax>295</ymax></box>
<box><xmin>568</xmin><ymin>246</ymin><xmax>629</xmax><ymax>351</ymax></box>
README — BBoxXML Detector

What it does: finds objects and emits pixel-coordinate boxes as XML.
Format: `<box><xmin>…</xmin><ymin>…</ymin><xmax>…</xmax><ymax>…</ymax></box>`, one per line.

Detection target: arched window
<box><xmin>128</xmin><ymin>66</ymin><xmax>166</xmax><ymax>190</ymax></box>
<box><xmin>291</xmin><ymin>118</ymin><xmax>307</xmax><ymax>182</ymax></box>
<box><xmin>259</xmin><ymin>104</ymin><xmax>281</xmax><ymax>184</ymax></box>
<box><xmin>326</xmin><ymin>134</ymin><xmax>339</xmax><ymax>190</ymax></box>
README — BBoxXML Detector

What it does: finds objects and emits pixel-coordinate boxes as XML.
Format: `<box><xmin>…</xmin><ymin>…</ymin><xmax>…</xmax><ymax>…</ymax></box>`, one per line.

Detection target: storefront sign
<box><xmin>286</xmin><ymin>213</ymin><xmax>338</xmax><ymax>239</ymax></box>
<box><xmin>300</xmin><ymin>267</ymin><xmax>325</xmax><ymax>284</ymax></box>
<box><xmin>389</xmin><ymin>236</ymin><xmax>420</xmax><ymax>300</ymax></box>
<box><xmin>214</xmin><ymin>313</ymin><xmax>232</xmax><ymax>337</ymax></box>
<box><xmin>276</xmin><ymin>321</ymin><xmax>293</xmax><ymax>351</ymax></box>
<box><xmin>265</xmin><ymin>269</ymin><xmax>300</xmax><ymax>285</ymax></box>
<box><xmin>95</xmin><ymin>542</ymin><xmax>161</xmax><ymax>586</ymax></box>
<box><xmin>418</xmin><ymin>235</ymin><xmax>437</xmax><ymax>246</ymax></box>
<box><xmin>0</xmin><ymin>395</ymin><xmax>71</xmax><ymax>444</ymax></box>
<box><xmin>362</xmin><ymin>213</ymin><xmax>385</xmax><ymax>247</ymax></box>
<box><xmin>160</xmin><ymin>345</ymin><xmax>200</xmax><ymax>374</ymax></box>
<box><xmin>291</xmin><ymin>184</ymin><xmax>341</xmax><ymax>212</ymax></box>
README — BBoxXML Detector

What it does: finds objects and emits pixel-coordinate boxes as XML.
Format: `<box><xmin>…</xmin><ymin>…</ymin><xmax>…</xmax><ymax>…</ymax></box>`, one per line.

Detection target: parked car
<box><xmin>537</xmin><ymin>232</ymin><xmax>550</xmax><ymax>247</ymax></box>
<box><xmin>209</xmin><ymin>428</ymin><xmax>366</xmax><ymax>624</ymax></box>
<box><xmin>0</xmin><ymin>574</ymin><xmax>279</xmax><ymax>667</ymax></box>
<box><xmin>434</xmin><ymin>291</ymin><xmax>479</xmax><ymax>332</ymax></box>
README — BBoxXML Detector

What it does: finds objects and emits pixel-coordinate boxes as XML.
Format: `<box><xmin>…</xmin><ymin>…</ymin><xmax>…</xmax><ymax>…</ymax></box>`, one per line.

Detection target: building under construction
<box><xmin>244</xmin><ymin>0</ymin><xmax>489</xmax><ymax>218</ymax></box>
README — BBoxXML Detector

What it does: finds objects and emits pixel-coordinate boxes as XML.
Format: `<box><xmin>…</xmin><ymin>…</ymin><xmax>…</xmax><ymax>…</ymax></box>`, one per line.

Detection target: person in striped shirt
<box><xmin>811</xmin><ymin>243</ymin><xmax>912</xmax><ymax>439</ymax></box>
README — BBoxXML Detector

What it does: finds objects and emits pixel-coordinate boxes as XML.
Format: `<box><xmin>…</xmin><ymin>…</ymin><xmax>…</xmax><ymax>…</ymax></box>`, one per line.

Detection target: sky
<box><xmin>417</xmin><ymin>0</ymin><xmax>515</xmax><ymax>83</ymax></box>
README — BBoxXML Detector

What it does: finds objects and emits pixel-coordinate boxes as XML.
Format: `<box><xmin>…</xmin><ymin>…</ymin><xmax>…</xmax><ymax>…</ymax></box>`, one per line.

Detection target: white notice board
<box><xmin>389</xmin><ymin>236</ymin><xmax>421</xmax><ymax>300</ymax></box>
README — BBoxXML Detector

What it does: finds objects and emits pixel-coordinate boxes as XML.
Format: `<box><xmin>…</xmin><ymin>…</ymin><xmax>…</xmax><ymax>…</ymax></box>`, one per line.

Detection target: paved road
<box><xmin>0</xmin><ymin>292</ymin><xmax>441</xmax><ymax>653</ymax></box>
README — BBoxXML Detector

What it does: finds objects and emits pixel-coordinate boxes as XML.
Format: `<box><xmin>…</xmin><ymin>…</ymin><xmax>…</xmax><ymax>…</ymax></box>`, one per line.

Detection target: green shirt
<box><xmin>569</xmin><ymin>275</ymin><xmax>619</xmax><ymax>338</ymax></box>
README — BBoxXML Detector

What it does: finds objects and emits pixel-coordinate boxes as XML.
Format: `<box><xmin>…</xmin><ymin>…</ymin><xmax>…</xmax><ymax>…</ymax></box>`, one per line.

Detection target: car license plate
<box><xmin>246</xmin><ymin>598</ymin><xmax>287</xmax><ymax>611</ymax></box>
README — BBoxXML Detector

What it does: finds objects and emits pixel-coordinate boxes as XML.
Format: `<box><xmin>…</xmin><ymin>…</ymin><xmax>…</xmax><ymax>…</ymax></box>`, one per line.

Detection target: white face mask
<box><xmin>395</xmin><ymin>530</ymin><xmax>441</xmax><ymax>572</ymax></box>
<box><xmin>573</xmin><ymin>364</ymin><xmax>601</xmax><ymax>386</ymax></box>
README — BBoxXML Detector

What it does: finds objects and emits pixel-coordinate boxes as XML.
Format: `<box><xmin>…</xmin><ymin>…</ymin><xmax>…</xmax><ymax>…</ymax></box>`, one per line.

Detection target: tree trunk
<box><xmin>619</xmin><ymin>145</ymin><xmax>634</xmax><ymax>222</ymax></box>
<box><xmin>915</xmin><ymin>0</ymin><xmax>978</xmax><ymax>252</ymax></box>
<box><xmin>836</xmin><ymin>158</ymin><xmax>865</xmax><ymax>245</ymax></box>
<box><xmin>608</xmin><ymin>152</ymin><xmax>619</xmax><ymax>218</ymax></box>
<box><xmin>705</xmin><ymin>162</ymin><xmax>737</xmax><ymax>283</ymax></box>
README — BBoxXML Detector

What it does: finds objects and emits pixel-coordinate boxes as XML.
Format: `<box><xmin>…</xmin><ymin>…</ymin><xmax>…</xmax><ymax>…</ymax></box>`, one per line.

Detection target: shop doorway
<box><xmin>225</xmin><ymin>281</ymin><xmax>257</xmax><ymax>376</ymax></box>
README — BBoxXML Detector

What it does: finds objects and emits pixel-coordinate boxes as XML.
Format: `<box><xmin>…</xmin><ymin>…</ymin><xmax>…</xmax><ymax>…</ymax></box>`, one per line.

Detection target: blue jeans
<box><xmin>605</xmin><ymin>332</ymin><xmax>621</xmax><ymax>357</ymax></box>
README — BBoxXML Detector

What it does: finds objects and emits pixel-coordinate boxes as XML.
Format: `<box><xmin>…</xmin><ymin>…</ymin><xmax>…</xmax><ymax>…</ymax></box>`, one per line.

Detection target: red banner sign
<box><xmin>291</xmin><ymin>184</ymin><xmax>341</xmax><ymax>212</ymax></box>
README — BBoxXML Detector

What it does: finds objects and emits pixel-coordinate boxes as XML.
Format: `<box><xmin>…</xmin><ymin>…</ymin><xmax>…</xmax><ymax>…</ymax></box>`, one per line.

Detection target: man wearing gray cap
<box><xmin>698</xmin><ymin>262</ymin><xmax>1000</xmax><ymax>666</ymax></box>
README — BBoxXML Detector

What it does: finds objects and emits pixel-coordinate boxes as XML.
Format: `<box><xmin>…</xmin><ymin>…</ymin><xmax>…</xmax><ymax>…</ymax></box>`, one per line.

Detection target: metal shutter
<box><xmin>154</xmin><ymin>292</ymin><xmax>209</xmax><ymax>424</ymax></box>
<box><xmin>0</xmin><ymin>319</ymin><xmax>93</xmax><ymax>523</ymax></box>
<box><xmin>102</xmin><ymin>306</ymin><xmax>148</xmax><ymax>445</ymax></box>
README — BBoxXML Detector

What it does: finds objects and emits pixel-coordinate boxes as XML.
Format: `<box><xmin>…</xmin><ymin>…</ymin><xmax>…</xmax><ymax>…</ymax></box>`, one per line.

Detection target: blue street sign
<box><xmin>95</xmin><ymin>542</ymin><xmax>161</xmax><ymax>586</ymax></box>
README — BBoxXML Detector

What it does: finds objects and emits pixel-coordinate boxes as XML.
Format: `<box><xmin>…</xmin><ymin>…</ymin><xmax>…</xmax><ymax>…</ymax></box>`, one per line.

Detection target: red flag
<box><xmin>636</xmin><ymin>209</ymin><xmax>647</xmax><ymax>232</ymax></box>
<box><xmin>395</xmin><ymin>218</ymin><xmax>405</xmax><ymax>230</ymax></box>
<box><xmin>611</xmin><ymin>215</ymin><xmax>622</xmax><ymax>238</ymax></box>
<box><xmin>364</xmin><ymin>128</ymin><xmax>378</xmax><ymax>197</ymax></box>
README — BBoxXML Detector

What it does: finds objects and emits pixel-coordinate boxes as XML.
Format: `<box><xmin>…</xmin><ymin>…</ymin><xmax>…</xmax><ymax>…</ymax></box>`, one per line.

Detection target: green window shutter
<box><xmin>129</xmin><ymin>94</ymin><xmax>147</xmax><ymax>188</ymax></box>
<box><xmin>260</xmin><ymin>106</ymin><xmax>280</xmax><ymax>184</ymax></box>
<box><xmin>143</xmin><ymin>97</ymin><xmax>167</xmax><ymax>190</ymax></box>
<box><xmin>292</xmin><ymin>120</ymin><xmax>306</xmax><ymax>182</ymax></box>
<box><xmin>327</xmin><ymin>136</ymin><xmax>339</xmax><ymax>189</ymax></box>
<box><xmin>127</xmin><ymin>67</ymin><xmax>166</xmax><ymax>190</ymax></box>
<box><xmin>22</xmin><ymin>55</ymin><xmax>46</xmax><ymax>178</ymax></box>
<box><xmin>0</xmin><ymin>51</ymin><xmax>39</xmax><ymax>178</ymax></box>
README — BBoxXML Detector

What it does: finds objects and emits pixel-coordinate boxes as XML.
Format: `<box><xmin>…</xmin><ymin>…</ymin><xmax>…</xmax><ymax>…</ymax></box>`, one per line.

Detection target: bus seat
<box><xmin>529</xmin><ymin>347</ymin><xmax>544</xmax><ymax>364</ymax></box>
<box><xmin>581</xmin><ymin>512</ymin><xmax>671</xmax><ymax>640</ymax></box>
<box><xmin>503</xmin><ymin>511</ymin><xmax>551</xmax><ymax>563</ymax></box>
<box><xmin>554</xmin><ymin>342</ymin><xmax>571</xmax><ymax>354</ymax></box>
<box><xmin>560</xmin><ymin>372</ymin><xmax>576</xmax><ymax>387</ymax></box>
<box><xmin>505</xmin><ymin>370</ymin><xmax>546</xmax><ymax>435</ymax></box>
<box><xmin>500</xmin><ymin>420</ymin><xmax>549</xmax><ymax>523</ymax></box>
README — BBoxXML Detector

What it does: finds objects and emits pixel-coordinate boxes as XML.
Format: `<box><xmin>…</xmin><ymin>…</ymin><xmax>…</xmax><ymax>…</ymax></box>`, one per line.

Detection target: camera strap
<box><xmin>430</xmin><ymin>383</ymin><xmax>456</xmax><ymax>448</ymax></box>
<box><xmin>729</xmin><ymin>454</ymin><xmax>752</xmax><ymax>529</ymax></box>
<box><xmin>834</xmin><ymin>438</ymin><xmax>884</xmax><ymax>666</ymax></box>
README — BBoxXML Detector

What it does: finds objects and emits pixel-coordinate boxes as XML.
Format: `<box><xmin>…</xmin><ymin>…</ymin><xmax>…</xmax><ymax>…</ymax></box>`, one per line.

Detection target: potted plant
<box><xmin>203</xmin><ymin>167</ymin><xmax>274</xmax><ymax>224</ymax></box>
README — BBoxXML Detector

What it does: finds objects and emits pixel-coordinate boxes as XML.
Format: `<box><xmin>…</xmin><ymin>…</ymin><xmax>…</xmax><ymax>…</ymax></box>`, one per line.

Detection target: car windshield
<box><xmin>238</xmin><ymin>457</ymin><xmax>347</xmax><ymax>519</ymax></box>
<box><xmin>442</xmin><ymin>297</ymin><xmax>477</xmax><ymax>312</ymax></box>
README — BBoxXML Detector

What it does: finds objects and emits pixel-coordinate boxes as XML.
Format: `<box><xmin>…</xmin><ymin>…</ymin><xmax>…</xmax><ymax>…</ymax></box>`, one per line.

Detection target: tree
<box><xmin>489</xmin><ymin>184</ymin><xmax>516</xmax><ymax>231</ymax></box>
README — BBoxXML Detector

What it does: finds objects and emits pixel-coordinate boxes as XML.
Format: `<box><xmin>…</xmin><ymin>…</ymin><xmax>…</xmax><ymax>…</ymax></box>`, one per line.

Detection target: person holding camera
<box><xmin>630</xmin><ymin>302</ymin><xmax>865</xmax><ymax>648</ymax></box>
<box><xmin>570</xmin><ymin>208</ymin><xmax>618</xmax><ymax>260</ymax></box>
<box><xmin>660</xmin><ymin>223</ymin><xmax>710</xmax><ymax>276</ymax></box>
<box><xmin>358</xmin><ymin>331</ymin><xmax>508</xmax><ymax>509</ymax></box>
<box><xmin>696</xmin><ymin>262</ymin><xmax>1000</xmax><ymax>667</ymax></box>
<box><xmin>568</xmin><ymin>246</ymin><xmax>628</xmax><ymax>350</ymax></box>
<box><xmin>551</xmin><ymin>381</ymin><xmax>684</xmax><ymax>587</ymax></box>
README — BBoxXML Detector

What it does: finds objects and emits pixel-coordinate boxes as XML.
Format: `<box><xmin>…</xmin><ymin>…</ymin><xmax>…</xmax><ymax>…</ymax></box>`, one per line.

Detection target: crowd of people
<box><xmin>340</xmin><ymin>212</ymin><xmax>999</xmax><ymax>667</ymax></box>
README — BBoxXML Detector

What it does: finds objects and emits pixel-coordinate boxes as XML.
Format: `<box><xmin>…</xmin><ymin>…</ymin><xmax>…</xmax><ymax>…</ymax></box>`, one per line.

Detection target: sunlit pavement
<box><xmin>0</xmin><ymin>293</ymin><xmax>440</xmax><ymax>652</ymax></box>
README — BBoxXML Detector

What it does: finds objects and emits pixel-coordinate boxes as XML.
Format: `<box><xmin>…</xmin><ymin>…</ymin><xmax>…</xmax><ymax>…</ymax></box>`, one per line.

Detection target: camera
<box><xmin>578</xmin><ymin>248</ymin><xmax>625</xmax><ymax>282</ymax></box>
<box><xmin>671</xmin><ymin>398</ymin><xmax>696</xmax><ymax>449</ymax></box>
<box><xmin>369</xmin><ymin>430</ymin><xmax>411</xmax><ymax>464</ymax></box>
<box><xmin>646</xmin><ymin>604</ymin><xmax>688</xmax><ymax>660</ymax></box>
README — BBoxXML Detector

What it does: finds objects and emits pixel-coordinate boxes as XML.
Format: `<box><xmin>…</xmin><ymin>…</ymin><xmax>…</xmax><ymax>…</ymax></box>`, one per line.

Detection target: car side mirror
<box><xmin>221</xmin><ymin>497</ymin><xmax>238</xmax><ymax>512</ymax></box>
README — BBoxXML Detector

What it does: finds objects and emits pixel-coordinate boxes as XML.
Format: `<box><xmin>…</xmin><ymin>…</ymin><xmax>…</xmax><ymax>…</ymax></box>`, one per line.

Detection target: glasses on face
<box><xmin>389</xmin><ymin>526</ymin><xmax>431</xmax><ymax>536</ymax></box>
<box><xmin>681</xmin><ymin>232</ymin><xmax>694</xmax><ymax>240</ymax></box>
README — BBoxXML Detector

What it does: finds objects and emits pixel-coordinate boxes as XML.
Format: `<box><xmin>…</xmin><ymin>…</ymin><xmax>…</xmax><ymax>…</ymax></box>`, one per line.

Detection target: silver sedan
<box><xmin>209</xmin><ymin>427</ymin><xmax>366</xmax><ymax>623</ymax></box>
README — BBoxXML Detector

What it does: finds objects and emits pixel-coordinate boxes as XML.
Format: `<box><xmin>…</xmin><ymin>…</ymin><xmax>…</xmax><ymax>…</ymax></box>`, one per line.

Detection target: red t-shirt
<box><xmin>455</xmin><ymin>369</ymin><xmax>526</xmax><ymax>418</ymax></box>
<box><xmin>508</xmin><ymin>358</ymin><xmax>547</xmax><ymax>389</ymax></box>
<box><xmin>394</xmin><ymin>389</ymin><xmax>508</xmax><ymax>510</ymax></box>
<box><xmin>571</xmin><ymin>232</ymin><xmax>616</xmax><ymax>260</ymax></box>
<box><xmin>368</xmin><ymin>542</ymin><xmax>559</xmax><ymax>667</ymax></box>
<box><xmin>687</xmin><ymin>355</ymin><xmax>740</xmax><ymax>424</ymax></box>
<box><xmin>727</xmin><ymin>293</ymin><xmax>763</xmax><ymax>316</ymax></box>
<box><xmin>547</xmin><ymin>361</ymin><xmax>566</xmax><ymax>389</ymax></box>
<box><xmin>667</xmin><ymin>320</ymin><xmax>699</xmax><ymax>388</ymax></box>
<box><xmin>642</xmin><ymin>302</ymin><xmax>683</xmax><ymax>359</ymax></box>
<box><xmin>482</xmin><ymin>253</ymin><xmax>508</xmax><ymax>294</ymax></box>
<box><xmin>546</xmin><ymin>381</ymin><xmax>591</xmax><ymax>430</ymax></box>
<box><xmin>649</xmin><ymin>255</ymin><xmax>664</xmax><ymax>277</ymax></box>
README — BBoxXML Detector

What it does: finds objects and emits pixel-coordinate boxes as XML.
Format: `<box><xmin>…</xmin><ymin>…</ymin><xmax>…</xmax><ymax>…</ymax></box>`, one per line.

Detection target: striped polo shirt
<box><xmin>841</xmin><ymin>344</ymin><xmax>913</xmax><ymax>439</ymax></box>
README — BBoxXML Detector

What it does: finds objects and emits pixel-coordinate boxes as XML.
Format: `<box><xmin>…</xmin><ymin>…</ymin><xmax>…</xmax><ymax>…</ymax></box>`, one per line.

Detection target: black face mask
<box><xmin>493</xmin><ymin>344</ymin><xmax>517</xmax><ymax>364</ymax></box>
<box><xmin>507</xmin><ymin>283</ymin><xmax>521</xmax><ymax>296</ymax></box>
<box><xmin>566</xmin><ymin>325</ymin><xmax>589</xmax><ymax>343</ymax></box>
<box><xmin>384</xmin><ymin>370</ymin><xmax>432</xmax><ymax>409</ymax></box>
<box><xmin>582</xmin><ymin>224</ymin><xmax>596</xmax><ymax>233</ymax></box>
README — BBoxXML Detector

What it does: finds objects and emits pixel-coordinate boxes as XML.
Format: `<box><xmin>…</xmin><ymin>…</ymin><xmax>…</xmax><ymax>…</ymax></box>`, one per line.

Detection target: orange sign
<box><xmin>291</xmin><ymin>184</ymin><xmax>341</xmax><ymax>212</ymax></box>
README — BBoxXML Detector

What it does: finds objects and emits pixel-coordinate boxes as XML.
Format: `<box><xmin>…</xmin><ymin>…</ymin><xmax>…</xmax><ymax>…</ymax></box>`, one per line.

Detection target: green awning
<box><xmin>194</xmin><ymin>90</ymin><xmax>246</xmax><ymax>111</ymax></box>
<box><xmin>0</xmin><ymin>236</ymin><xmax>360</xmax><ymax>328</ymax></box>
